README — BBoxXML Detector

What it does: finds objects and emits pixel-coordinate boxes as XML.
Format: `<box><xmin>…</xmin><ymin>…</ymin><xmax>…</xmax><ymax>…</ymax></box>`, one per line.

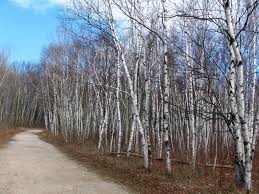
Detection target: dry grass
<box><xmin>0</xmin><ymin>127</ymin><xmax>23</xmax><ymax>145</ymax></box>
<box><xmin>40</xmin><ymin>132</ymin><xmax>259</xmax><ymax>194</ymax></box>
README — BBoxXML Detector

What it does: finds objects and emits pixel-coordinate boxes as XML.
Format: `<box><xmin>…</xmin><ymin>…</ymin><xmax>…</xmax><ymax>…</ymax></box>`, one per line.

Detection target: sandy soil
<box><xmin>0</xmin><ymin>129</ymin><xmax>131</xmax><ymax>194</ymax></box>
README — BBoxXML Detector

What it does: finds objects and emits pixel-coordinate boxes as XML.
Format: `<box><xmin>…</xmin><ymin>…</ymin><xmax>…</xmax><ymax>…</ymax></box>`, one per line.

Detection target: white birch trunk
<box><xmin>162</xmin><ymin>0</ymin><xmax>172</xmax><ymax>175</ymax></box>
<box><xmin>223</xmin><ymin>0</ymin><xmax>253</xmax><ymax>190</ymax></box>
<box><xmin>106</xmin><ymin>0</ymin><xmax>149</xmax><ymax>168</ymax></box>
<box><xmin>116</xmin><ymin>60</ymin><xmax>122</xmax><ymax>154</ymax></box>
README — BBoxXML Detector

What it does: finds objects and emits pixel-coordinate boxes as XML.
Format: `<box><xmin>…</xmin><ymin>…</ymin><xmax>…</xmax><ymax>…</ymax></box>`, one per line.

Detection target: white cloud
<box><xmin>8</xmin><ymin>0</ymin><xmax>70</xmax><ymax>10</ymax></box>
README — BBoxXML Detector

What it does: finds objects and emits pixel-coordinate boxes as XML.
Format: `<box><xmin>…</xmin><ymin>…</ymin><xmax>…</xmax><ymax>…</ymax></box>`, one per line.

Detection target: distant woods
<box><xmin>0</xmin><ymin>52</ymin><xmax>42</xmax><ymax>127</ymax></box>
<box><xmin>0</xmin><ymin>0</ymin><xmax>258</xmax><ymax>192</ymax></box>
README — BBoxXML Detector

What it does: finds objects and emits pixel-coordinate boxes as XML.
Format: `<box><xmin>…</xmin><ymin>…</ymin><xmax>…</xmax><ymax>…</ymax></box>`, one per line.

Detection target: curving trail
<box><xmin>0</xmin><ymin>129</ymin><xmax>130</xmax><ymax>194</ymax></box>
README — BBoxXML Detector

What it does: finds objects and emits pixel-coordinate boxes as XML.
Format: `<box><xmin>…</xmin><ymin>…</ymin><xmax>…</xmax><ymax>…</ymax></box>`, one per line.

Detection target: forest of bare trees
<box><xmin>0</xmin><ymin>52</ymin><xmax>42</xmax><ymax>127</ymax></box>
<box><xmin>0</xmin><ymin>0</ymin><xmax>258</xmax><ymax>193</ymax></box>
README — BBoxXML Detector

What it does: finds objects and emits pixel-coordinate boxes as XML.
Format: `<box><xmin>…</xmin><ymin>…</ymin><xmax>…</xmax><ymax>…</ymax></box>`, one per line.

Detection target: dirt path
<box><xmin>0</xmin><ymin>129</ymin><xmax>131</xmax><ymax>194</ymax></box>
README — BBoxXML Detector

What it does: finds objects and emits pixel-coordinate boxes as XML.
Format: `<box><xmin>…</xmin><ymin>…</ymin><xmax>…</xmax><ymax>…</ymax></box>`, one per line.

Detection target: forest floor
<box><xmin>41</xmin><ymin>132</ymin><xmax>259</xmax><ymax>194</ymax></box>
<box><xmin>0</xmin><ymin>129</ymin><xmax>130</xmax><ymax>194</ymax></box>
<box><xmin>0</xmin><ymin>127</ymin><xmax>24</xmax><ymax>145</ymax></box>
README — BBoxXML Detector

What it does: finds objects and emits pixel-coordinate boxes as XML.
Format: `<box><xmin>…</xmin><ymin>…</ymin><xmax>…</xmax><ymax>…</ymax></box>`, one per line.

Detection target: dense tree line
<box><xmin>0</xmin><ymin>0</ymin><xmax>258</xmax><ymax>192</ymax></box>
<box><xmin>0</xmin><ymin>52</ymin><xmax>42</xmax><ymax>127</ymax></box>
<box><xmin>40</xmin><ymin>0</ymin><xmax>259</xmax><ymax>192</ymax></box>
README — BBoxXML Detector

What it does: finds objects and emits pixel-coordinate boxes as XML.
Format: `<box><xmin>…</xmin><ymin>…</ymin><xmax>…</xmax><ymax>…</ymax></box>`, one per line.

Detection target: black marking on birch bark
<box><xmin>237</xmin><ymin>61</ymin><xmax>242</xmax><ymax>66</ymax></box>
<box><xmin>230</xmin><ymin>37</ymin><xmax>235</xmax><ymax>44</ymax></box>
<box><xmin>244</xmin><ymin>141</ymin><xmax>249</xmax><ymax>146</ymax></box>
<box><xmin>224</xmin><ymin>0</ymin><xmax>229</xmax><ymax>8</ymax></box>
<box><xmin>164</xmin><ymin>140</ymin><xmax>169</xmax><ymax>147</ymax></box>
<box><xmin>231</xmin><ymin>113</ymin><xmax>236</xmax><ymax>121</ymax></box>
<box><xmin>148</xmin><ymin>149</ymin><xmax>152</xmax><ymax>157</ymax></box>
<box><xmin>239</xmin><ymin>117</ymin><xmax>246</xmax><ymax>125</ymax></box>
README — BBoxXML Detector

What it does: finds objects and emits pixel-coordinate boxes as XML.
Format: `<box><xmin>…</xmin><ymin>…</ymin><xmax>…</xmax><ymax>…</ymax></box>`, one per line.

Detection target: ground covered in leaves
<box><xmin>0</xmin><ymin>127</ymin><xmax>23</xmax><ymax>145</ymax></box>
<box><xmin>40</xmin><ymin>132</ymin><xmax>258</xmax><ymax>194</ymax></box>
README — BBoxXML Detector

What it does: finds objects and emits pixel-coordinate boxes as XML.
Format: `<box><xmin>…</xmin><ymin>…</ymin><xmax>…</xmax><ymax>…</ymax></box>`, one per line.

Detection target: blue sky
<box><xmin>0</xmin><ymin>1</ymin><xmax>63</xmax><ymax>63</ymax></box>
